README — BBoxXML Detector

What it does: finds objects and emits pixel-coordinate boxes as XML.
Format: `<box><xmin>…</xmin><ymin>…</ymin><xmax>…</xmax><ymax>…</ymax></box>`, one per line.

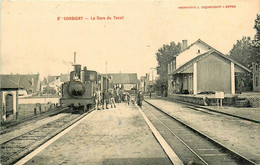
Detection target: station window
<box><xmin>197</xmin><ymin>49</ymin><xmax>200</xmax><ymax>54</ymax></box>
<box><xmin>256</xmin><ymin>64</ymin><xmax>258</xmax><ymax>71</ymax></box>
<box><xmin>256</xmin><ymin>76</ymin><xmax>258</xmax><ymax>87</ymax></box>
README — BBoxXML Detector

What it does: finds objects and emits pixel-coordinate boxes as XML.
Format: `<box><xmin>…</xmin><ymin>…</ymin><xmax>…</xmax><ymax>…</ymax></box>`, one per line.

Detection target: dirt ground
<box><xmin>24</xmin><ymin>103</ymin><xmax>171</xmax><ymax>165</ymax></box>
<box><xmin>146</xmin><ymin>99</ymin><xmax>260</xmax><ymax>164</ymax></box>
<box><xmin>0</xmin><ymin>113</ymin><xmax>68</xmax><ymax>144</ymax></box>
<box><xmin>206</xmin><ymin>105</ymin><xmax>260</xmax><ymax>121</ymax></box>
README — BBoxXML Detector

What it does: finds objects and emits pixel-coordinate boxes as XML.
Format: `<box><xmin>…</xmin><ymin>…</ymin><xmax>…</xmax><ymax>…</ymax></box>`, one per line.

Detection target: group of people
<box><xmin>94</xmin><ymin>88</ymin><xmax>144</xmax><ymax>110</ymax></box>
<box><xmin>94</xmin><ymin>88</ymin><xmax>116</xmax><ymax>110</ymax></box>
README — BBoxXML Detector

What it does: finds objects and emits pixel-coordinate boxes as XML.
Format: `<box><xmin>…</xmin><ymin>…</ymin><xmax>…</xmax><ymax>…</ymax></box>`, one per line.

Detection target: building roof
<box><xmin>0</xmin><ymin>75</ymin><xmax>23</xmax><ymax>89</ymax></box>
<box><xmin>170</xmin><ymin>50</ymin><xmax>251</xmax><ymax>75</ymax></box>
<box><xmin>47</xmin><ymin>75</ymin><xmax>59</xmax><ymax>83</ymax></box>
<box><xmin>101</xmin><ymin>73</ymin><xmax>138</xmax><ymax>84</ymax></box>
<box><xmin>3</xmin><ymin>74</ymin><xmax>39</xmax><ymax>92</ymax></box>
<box><xmin>60</xmin><ymin>74</ymin><xmax>70</xmax><ymax>82</ymax></box>
<box><xmin>166</xmin><ymin>39</ymin><xmax>223</xmax><ymax>63</ymax></box>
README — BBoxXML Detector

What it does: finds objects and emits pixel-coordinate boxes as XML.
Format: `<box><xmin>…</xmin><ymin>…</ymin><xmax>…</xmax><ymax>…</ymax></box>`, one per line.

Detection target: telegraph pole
<box><xmin>106</xmin><ymin>61</ymin><xmax>107</xmax><ymax>90</ymax></box>
<box><xmin>74</xmin><ymin>52</ymin><xmax>76</xmax><ymax>63</ymax></box>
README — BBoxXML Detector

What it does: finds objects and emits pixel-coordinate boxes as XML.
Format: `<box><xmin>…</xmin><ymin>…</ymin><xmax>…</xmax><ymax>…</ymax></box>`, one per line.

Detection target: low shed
<box><xmin>0</xmin><ymin>75</ymin><xmax>23</xmax><ymax>123</ymax></box>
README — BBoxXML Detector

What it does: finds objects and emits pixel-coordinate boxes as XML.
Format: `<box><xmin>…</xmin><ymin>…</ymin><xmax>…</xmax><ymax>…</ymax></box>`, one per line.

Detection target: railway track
<box><xmin>0</xmin><ymin>107</ymin><xmax>69</xmax><ymax>135</ymax></box>
<box><xmin>160</xmin><ymin>98</ymin><xmax>260</xmax><ymax>123</ymax></box>
<box><xmin>142</xmin><ymin>101</ymin><xmax>257</xmax><ymax>165</ymax></box>
<box><xmin>0</xmin><ymin>109</ymin><xmax>93</xmax><ymax>165</ymax></box>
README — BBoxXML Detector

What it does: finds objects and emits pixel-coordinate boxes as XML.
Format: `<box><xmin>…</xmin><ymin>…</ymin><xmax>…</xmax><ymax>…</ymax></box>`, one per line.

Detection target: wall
<box><xmin>176</xmin><ymin>42</ymin><xmax>210</xmax><ymax>69</ymax></box>
<box><xmin>197</xmin><ymin>52</ymin><xmax>231</xmax><ymax>94</ymax></box>
<box><xmin>252</xmin><ymin>63</ymin><xmax>260</xmax><ymax>91</ymax></box>
<box><xmin>19</xmin><ymin>97</ymin><xmax>60</xmax><ymax>104</ymax></box>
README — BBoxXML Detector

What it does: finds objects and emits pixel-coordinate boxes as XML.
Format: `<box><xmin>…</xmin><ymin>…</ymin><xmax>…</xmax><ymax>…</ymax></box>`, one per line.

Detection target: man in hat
<box><xmin>137</xmin><ymin>90</ymin><xmax>144</xmax><ymax>108</ymax></box>
<box><xmin>94</xmin><ymin>88</ymin><xmax>101</xmax><ymax>110</ymax></box>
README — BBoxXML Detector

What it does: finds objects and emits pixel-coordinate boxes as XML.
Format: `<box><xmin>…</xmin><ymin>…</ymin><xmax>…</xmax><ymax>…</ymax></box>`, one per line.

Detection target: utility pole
<box><xmin>106</xmin><ymin>61</ymin><xmax>107</xmax><ymax>90</ymax></box>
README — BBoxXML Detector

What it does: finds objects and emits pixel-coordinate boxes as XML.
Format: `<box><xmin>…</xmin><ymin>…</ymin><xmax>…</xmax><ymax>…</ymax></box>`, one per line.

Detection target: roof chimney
<box><xmin>182</xmin><ymin>40</ymin><xmax>188</xmax><ymax>50</ymax></box>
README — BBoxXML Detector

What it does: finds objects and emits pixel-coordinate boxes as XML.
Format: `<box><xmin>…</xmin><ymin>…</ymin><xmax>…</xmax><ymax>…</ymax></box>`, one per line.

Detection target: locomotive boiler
<box><xmin>60</xmin><ymin>64</ymin><xmax>99</xmax><ymax>113</ymax></box>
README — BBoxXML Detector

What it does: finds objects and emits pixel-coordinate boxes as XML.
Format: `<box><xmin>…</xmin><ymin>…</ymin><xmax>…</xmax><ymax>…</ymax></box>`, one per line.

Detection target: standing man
<box><xmin>103</xmin><ymin>89</ymin><xmax>110</xmax><ymax>109</ymax></box>
<box><xmin>126</xmin><ymin>92</ymin><xmax>130</xmax><ymax>105</ymax></box>
<box><xmin>137</xmin><ymin>90</ymin><xmax>144</xmax><ymax>108</ymax></box>
<box><xmin>119</xmin><ymin>89</ymin><xmax>123</xmax><ymax>103</ymax></box>
<box><xmin>110</xmin><ymin>89</ymin><xmax>116</xmax><ymax>108</ymax></box>
<box><xmin>94</xmin><ymin>88</ymin><xmax>101</xmax><ymax>110</ymax></box>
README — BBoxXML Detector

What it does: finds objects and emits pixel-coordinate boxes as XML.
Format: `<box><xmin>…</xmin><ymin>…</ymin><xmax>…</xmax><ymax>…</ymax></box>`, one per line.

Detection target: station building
<box><xmin>167</xmin><ymin>39</ymin><xmax>251</xmax><ymax>96</ymax></box>
<box><xmin>0</xmin><ymin>75</ymin><xmax>23</xmax><ymax>123</ymax></box>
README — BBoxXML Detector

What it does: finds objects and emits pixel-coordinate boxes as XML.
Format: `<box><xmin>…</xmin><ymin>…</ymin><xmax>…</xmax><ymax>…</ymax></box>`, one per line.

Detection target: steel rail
<box><xmin>144</xmin><ymin>100</ymin><xmax>257</xmax><ymax>165</ymax></box>
<box><xmin>148</xmin><ymin>111</ymin><xmax>209</xmax><ymax>165</ymax></box>
<box><xmin>0</xmin><ymin>106</ymin><xmax>69</xmax><ymax>135</ymax></box>
<box><xmin>156</xmin><ymin>97</ymin><xmax>260</xmax><ymax>123</ymax></box>
<box><xmin>1</xmin><ymin>109</ymin><xmax>93</xmax><ymax>165</ymax></box>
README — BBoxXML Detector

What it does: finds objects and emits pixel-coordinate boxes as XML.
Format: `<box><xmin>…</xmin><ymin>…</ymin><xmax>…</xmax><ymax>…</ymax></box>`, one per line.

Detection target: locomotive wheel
<box><xmin>69</xmin><ymin>107</ymin><xmax>74</xmax><ymax>113</ymax></box>
<box><xmin>79</xmin><ymin>109</ymin><xmax>84</xmax><ymax>114</ymax></box>
<box><xmin>79</xmin><ymin>106</ymin><xmax>85</xmax><ymax>114</ymax></box>
<box><xmin>87</xmin><ymin>104</ymin><xmax>93</xmax><ymax>111</ymax></box>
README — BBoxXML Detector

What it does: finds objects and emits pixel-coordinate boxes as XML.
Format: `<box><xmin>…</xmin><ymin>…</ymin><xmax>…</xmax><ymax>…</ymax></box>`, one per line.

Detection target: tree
<box><xmin>155</xmin><ymin>41</ymin><xmax>181</xmax><ymax>93</ymax></box>
<box><xmin>230</xmin><ymin>37</ymin><xmax>253</xmax><ymax>68</ymax></box>
<box><xmin>252</xmin><ymin>14</ymin><xmax>260</xmax><ymax>48</ymax></box>
<box><xmin>251</xmin><ymin>14</ymin><xmax>260</xmax><ymax>64</ymax></box>
<box><xmin>229</xmin><ymin>15</ymin><xmax>260</xmax><ymax>91</ymax></box>
<box><xmin>230</xmin><ymin>37</ymin><xmax>254</xmax><ymax>91</ymax></box>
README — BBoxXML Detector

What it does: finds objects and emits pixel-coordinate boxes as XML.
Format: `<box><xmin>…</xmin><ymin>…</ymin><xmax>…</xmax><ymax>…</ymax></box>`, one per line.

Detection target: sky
<box><xmin>1</xmin><ymin>0</ymin><xmax>259</xmax><ymax>80</ymax></box>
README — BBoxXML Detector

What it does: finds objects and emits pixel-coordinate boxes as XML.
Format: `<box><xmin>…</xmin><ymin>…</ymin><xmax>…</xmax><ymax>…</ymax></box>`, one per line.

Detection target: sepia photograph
<box><xmin>0</xmin><ymin>0</ymin><xmax>259</xmax><ymax>164</ymax></box>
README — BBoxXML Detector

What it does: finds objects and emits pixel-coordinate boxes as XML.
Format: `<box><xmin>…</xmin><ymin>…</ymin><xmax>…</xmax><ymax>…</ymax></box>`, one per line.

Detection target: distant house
<box><xmin>60</xmin><ymin>73</ymin><xmax>70</xmax><ymax>82</ymax></box>
<box><xmin>140</xmin><ymin>73</ymin><xmax>155</xmax><ymax>93</ymax></box>
<box><xmin>0</xmin><ymin>75</ymin><xmax>23</xmax><ymax>122</ymax></box>
<box><xmin>3</xmin><ymin>74</ymin><xmax>40</xmax><ymax>94</ymax></box>
<box><xmin>47</xmin><ymin>75</ymin><xmax>59</xmax><ymax>83</ymax></box>
<box><xmin>140</xmin><ymin>76</ymin><xmax>147</xmax><ymax>93</ymax></box>
<box><xmin>41</xmin><ymin>76</ymin><xmax>62</xmax><ymax>95</ymax></box>
<box><xmin>166</xmin><ymin>39</ymin><xmax>251</xmax><ymax>95</ymax></box>
<box><xmin>40</xmin><ymin>74</ymin><xmax>69</xmax><ymax>95</ymax></box>
<box><xmin>18</xmin><ymin>89</ymin><xmax>29</xmax><ymax>98</ymax></box>
<box><xmin>102</xmin><ymin>73</ymin><xmax>138</xmax><ymax>92</ymax></box>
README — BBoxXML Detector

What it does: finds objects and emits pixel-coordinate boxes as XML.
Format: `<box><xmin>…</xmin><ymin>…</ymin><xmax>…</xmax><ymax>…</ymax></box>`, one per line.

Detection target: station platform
<box><xmin>145</xmin><ymin>98</ymin><xmax>260</xmax><ymax>163</ymax></box>
<box><xmin>149</xmin><ymin>96</ymin><xmax>260</xmax><ymax>122</ymax></box>
<box><xmin>23</xmin><ymin>103</ymin><xmax>172</xmax><ymax>165</ymax></box>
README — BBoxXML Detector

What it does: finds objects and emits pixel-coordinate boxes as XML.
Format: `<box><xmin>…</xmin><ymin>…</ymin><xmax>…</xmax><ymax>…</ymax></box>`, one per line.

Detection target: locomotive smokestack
<box><xmin>74</xmin><ymin>64</ymin><xmax>81</xmax><ymax>80</ymax></box>
<box><xmin>71</xmin><ymin>52</ymin><xmax>81</xmax><ymax>80</ymax></box>
<box><xmin>74</xmin><ymin>52</ymin><xmax>76</xmax><ymax>63</ymax></box>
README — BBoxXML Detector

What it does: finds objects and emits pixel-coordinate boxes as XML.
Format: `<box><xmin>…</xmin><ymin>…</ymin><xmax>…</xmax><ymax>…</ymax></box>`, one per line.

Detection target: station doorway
<box><xmin>5</xmin><ymin>94</ymin><xmax>14</xmax><ymax>118</ymax></box>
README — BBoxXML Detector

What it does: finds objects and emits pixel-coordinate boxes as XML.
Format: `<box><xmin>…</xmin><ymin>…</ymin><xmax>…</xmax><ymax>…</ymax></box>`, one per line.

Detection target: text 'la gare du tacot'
<box><xmin>58</xmin><ymin>16</ymin><xmax>124</xmax><ymax>21</ymax></box>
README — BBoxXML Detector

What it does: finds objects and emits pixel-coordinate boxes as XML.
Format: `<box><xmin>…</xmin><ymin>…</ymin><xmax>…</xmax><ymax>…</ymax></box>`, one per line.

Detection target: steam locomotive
<box><xmin>60</xmin><ymin>64</ymin><xmax>109</xmax><ymax>113</ymax></box>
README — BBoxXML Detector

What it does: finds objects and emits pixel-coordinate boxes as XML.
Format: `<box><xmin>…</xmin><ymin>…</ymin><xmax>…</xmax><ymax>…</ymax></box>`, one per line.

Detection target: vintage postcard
<box><xmin>1</xmin><ymin>0</ymin><xmax>259</xmax><ymax>164</ymax></box>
